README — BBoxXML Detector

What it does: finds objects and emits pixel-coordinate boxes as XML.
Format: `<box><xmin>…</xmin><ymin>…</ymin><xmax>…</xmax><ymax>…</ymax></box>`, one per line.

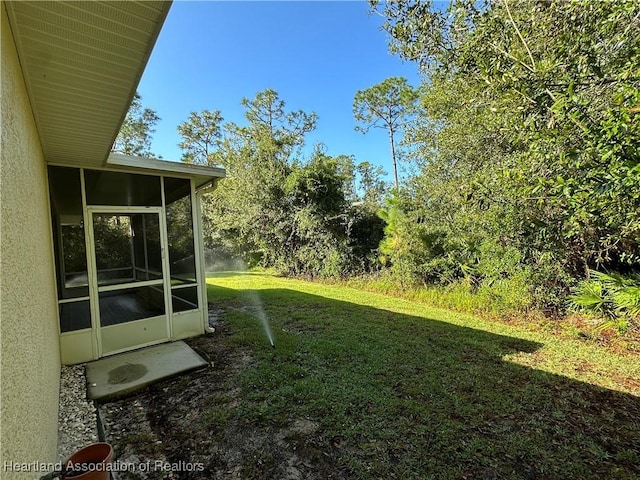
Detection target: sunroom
<box><xmin>50</xmin><ymin>154</ymin><xmax>224</xmax><ymax>364</ymax></box>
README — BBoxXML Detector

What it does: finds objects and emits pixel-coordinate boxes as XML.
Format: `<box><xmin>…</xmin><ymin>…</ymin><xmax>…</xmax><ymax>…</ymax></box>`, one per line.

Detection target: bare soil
<box><xmin>99</xmin><ymin>311</ymin><xmax>345</xmax><ymax>480</ymax></box>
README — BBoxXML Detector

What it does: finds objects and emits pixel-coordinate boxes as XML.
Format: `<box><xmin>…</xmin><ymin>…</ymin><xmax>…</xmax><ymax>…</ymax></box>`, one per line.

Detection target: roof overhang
<box><xmin>107</xmin><ymin>153</ymin><xmax>225</xmax><ymax>190</ymax></box>
<box><xmin>4</xmin><ymin>1</ymin><xmax>172</xmax><ymax>167</ymax></box>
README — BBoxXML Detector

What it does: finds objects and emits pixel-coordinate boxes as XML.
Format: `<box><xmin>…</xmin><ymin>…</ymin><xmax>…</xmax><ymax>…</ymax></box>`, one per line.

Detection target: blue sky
<box><xmin>138</xmin><ymin>1</ymin><xmax>422</xmax><ymax>180</ymax></box>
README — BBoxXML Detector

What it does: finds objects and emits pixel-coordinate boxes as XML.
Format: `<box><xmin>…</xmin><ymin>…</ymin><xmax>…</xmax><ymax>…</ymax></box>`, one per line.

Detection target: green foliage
<box><xmin>346</xmin><ymin>206</ymin><xmax>386</xmax><ymax>269</ymax></box>
<box><xmin>355</xmin><ymin>160</ymin><xmax>388</xmax><ymax>207</ymax></box>
<box><xmin>190</xmin><ymin>90</ymin><xmax>384</xmax><ymax>278</ymax></box>
<box><xmin>279</xmin><ymin>151</ymin><xmax>355</xmax><ymax>277</ymax></box>
<box><xmin>112</xmin><ymin>92</ymin><xmax>159</xmax><ymax>157</ymax></box>
<box><xmin>165</xmin><ymin>194</ymin><xmax>196</xmax><ymax>271</ymax></box>
<box><xmin>92</xmin><ymin>216</ymin><xmax>133</xmax><ymax>270</ymax></box>
<box><xmin>177</xmin><ymin>110</ymin><xmax>224</xmax><ymax>165</ymax></box>
<box><xmin>571</xmin><ymin>270</ymin><xmax>640</xmax><ymax>332</ymax></box>
<box><xmin>353</xmin><ymin>77</ymin><xmax>419</xmax><ymax>134</ymax></box>
<box><xmin>369</xmin><ymin>0</ymin><xmax>640</xmax><ymax>314</ymax></box>
<box><xmin>353</xmin><ymin>77</ymin><xmax>419</xmax><ymax>188</ymax></box>
<box><xmin>196</xmin><ymin>89</ymin><xmax>310</xmax><ymax>264</ymax></box>
<box><xmin>60</xmin><ymin>224</ymin><xmax>87</xmax><ymax>273</ymax></box>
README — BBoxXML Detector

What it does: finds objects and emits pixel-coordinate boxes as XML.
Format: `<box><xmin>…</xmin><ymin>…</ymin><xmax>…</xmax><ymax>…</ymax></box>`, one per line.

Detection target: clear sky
<box><xmin>138</xmin><ymin>0</ymin><xmax>422</xmax><ymax>180</ymax></box>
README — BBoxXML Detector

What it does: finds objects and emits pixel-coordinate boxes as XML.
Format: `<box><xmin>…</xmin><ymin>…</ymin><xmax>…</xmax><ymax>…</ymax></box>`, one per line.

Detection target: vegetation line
<box><xmin>118</xmin><ymin>1</ymin><xmax>639</xmax><ymax>340</ymax></box>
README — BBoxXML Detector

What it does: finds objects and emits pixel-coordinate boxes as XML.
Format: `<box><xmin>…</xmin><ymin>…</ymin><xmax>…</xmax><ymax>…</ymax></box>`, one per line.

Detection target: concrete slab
<box><xmin>86</xmin><ymin>341</ymin><xmax>207</xmax><ymax>401</ymax></box>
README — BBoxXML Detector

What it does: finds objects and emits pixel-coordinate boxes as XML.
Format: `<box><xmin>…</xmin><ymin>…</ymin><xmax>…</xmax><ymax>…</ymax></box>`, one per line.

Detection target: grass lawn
<box><xmin>195</xmin><ymin>271</ymin><xmax>640</xmax><ymax>479</ymax></box>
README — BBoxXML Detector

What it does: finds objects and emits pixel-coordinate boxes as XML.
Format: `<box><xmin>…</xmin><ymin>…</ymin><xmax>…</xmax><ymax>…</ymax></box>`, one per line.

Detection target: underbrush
<box><xmin>326</xmin><ymin>270</ymin><xmax>537</xmax><ymax>316</ymax></box>
<box><xmin>571</xmin><ymin>270</ymin><xmax>640</xmax><ymax>334</ymax></box>
<box><xmin>317</xmin><ymin>270</ymin><xmax>639</xmax><ymax>355</ymax></box>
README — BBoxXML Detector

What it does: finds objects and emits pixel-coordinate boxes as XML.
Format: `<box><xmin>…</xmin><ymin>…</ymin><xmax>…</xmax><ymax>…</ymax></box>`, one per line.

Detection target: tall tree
<box><xmin>112</xmin><ymin>92</ymin><xmax>159</xmax><ymax>157</ymax></box>
<box><xmin>177</xmin><ymin>110</ymin><xmax>224</xmax><ymax>165</ymax></box>
<box><xmin>353</xmin><ymin>77</ymin><xmax>419</xmax><ymax>189</ymax></box>
<box><xmin>236</xmin><ymin>88</ymin><xmax>317</xmax><ymax>166</ymax></box>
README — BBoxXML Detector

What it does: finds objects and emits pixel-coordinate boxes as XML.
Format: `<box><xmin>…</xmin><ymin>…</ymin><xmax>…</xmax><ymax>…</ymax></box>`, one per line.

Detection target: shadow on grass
<box><xmin>149</xmin><ymin>282</ymin><xmax>640</xmax><ymax>480</ymax></box>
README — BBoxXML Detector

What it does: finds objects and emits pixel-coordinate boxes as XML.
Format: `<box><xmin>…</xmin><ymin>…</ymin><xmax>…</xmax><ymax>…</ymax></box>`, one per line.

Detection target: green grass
<box><xmin>336</xmin><ymin>272</ymin><xmax>535</xmax><ymax>317</ymax></box>
<box><xmin>205</xmin><ymin>271</ymin><xmax>640</xmax><ymax>479</ymax></box>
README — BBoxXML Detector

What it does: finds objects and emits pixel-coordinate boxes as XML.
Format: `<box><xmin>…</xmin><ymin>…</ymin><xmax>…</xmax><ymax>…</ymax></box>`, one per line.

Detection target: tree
<box><xmin>205</xmin><ymin>89</ymin><xmax>317</xmax><ymax>265</ymax></box>
<box><xmin>353</xmin><ymin>77</ymin><xmax>419</xmax><ymax>189</ymax></box>
<box><xmin>370</xmin><ymin>0</ymin><xmax>640</xmax><ymax>310</ymax></box>
<box><xmin>356</xmin><ymin>161</ymin><xmax>388</xmax><ymax>207</ymax></box>
<box><xmin>177</xmin><ymin>110</ymin><xmax>224</xmax><ymax>165</ymax></box>
<box><xmin>112</xmin><ymin>92</ymin><xmax>159</xmax><ymax>157</ymax></box>
<box><xmin>198</xmin><ymin>89</ymin><xmax>384</xmax><ymax>276</ymax></box>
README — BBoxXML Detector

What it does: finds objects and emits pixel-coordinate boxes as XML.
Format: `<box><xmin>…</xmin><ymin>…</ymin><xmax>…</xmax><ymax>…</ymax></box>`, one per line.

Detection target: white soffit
<box><xmin>5</xmin><ymin>1</ymin><xmax>171</xmax><ymax>167</ymax></box>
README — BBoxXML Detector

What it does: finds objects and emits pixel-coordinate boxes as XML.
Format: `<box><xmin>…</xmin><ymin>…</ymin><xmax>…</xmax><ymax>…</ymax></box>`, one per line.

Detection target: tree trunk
<box><xmin>389</xmin><ymin>128</ymin><xmax>399</xmax><ymax>190</ymax></box>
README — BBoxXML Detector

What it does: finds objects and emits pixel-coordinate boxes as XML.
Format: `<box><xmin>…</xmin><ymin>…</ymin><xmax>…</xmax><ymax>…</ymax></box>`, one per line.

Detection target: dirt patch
<box><xmin>99</xmin><ymin>309</ymin><xmax>346</xmax><ymax>480</ymax></box>
<box><xmin>100</xmin><ymin>397</ymin><xmax>172</xmax><ymax>479</ymax></box>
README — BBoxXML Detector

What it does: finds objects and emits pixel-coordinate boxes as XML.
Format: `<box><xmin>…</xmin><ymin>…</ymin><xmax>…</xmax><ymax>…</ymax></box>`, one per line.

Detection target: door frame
<box><xmin>85</xmin><ymin>206</ymin><xmax>172</xmax><ymax>357</ymax></box>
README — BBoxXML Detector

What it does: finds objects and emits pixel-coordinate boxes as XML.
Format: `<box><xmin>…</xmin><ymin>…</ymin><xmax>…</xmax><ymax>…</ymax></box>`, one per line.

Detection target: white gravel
<box><xmin>57</xmin><ymin>365</ymin><xmax>99</xmax><ymax>462</ymax></box>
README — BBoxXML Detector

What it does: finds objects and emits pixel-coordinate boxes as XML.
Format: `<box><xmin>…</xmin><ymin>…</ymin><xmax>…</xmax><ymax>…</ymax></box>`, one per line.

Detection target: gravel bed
<box><xmin>57</xmin><ymin>365</ymin><xmax>99</xmax><ymax>462</ymax></box>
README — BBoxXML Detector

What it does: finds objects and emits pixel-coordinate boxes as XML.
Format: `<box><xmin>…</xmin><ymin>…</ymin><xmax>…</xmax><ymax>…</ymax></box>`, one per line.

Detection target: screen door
<box><xmin>88</xmin><ymin>209</ymin><xmax>169</xmax><ymax>356</ymax></box>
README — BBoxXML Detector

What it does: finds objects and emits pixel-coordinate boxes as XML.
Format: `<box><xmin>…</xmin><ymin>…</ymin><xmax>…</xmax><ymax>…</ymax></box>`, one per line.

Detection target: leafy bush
<box><xmin>476</xmin><ymin>271</ymin><xmax>534</xmax><ymax>313</ymax></box>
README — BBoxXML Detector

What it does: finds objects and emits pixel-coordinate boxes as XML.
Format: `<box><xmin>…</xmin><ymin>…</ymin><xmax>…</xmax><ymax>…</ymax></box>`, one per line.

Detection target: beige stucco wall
<box><xmin>1</xmin><ymin>4</ymin><xmax>61</xmax><ymax>478</ymax></box>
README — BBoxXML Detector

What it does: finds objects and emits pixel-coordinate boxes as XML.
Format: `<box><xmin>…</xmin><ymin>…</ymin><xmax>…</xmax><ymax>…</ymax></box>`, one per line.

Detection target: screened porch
<box><xmin>48</xmin><ymin>158</ymin><xmax>223</xmax><ymax>364</ymax></box>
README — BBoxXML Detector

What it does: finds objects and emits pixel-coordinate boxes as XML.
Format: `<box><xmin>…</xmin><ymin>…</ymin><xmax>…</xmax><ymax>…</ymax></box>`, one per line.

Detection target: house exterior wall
<box><xmin>1</xmin><ymin>4</ymin><xmax>61</xmax><ymax>477</ymax></box>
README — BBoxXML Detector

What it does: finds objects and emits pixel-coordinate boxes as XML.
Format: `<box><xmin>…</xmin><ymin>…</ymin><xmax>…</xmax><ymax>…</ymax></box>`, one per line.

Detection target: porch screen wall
<box><xmin>48</xmin><ymin>166</ymin><xmax>91</xmax><ymax>332</ymax></box>
<box><xmin>50</xmin><ymin>166</ymin><xmax>203</xmax><ymax>359</ymax></box>
<box><xmin>164</xmin><ymin>177</ymin><xmax>199</xmax><ymax>313</ymax></box>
